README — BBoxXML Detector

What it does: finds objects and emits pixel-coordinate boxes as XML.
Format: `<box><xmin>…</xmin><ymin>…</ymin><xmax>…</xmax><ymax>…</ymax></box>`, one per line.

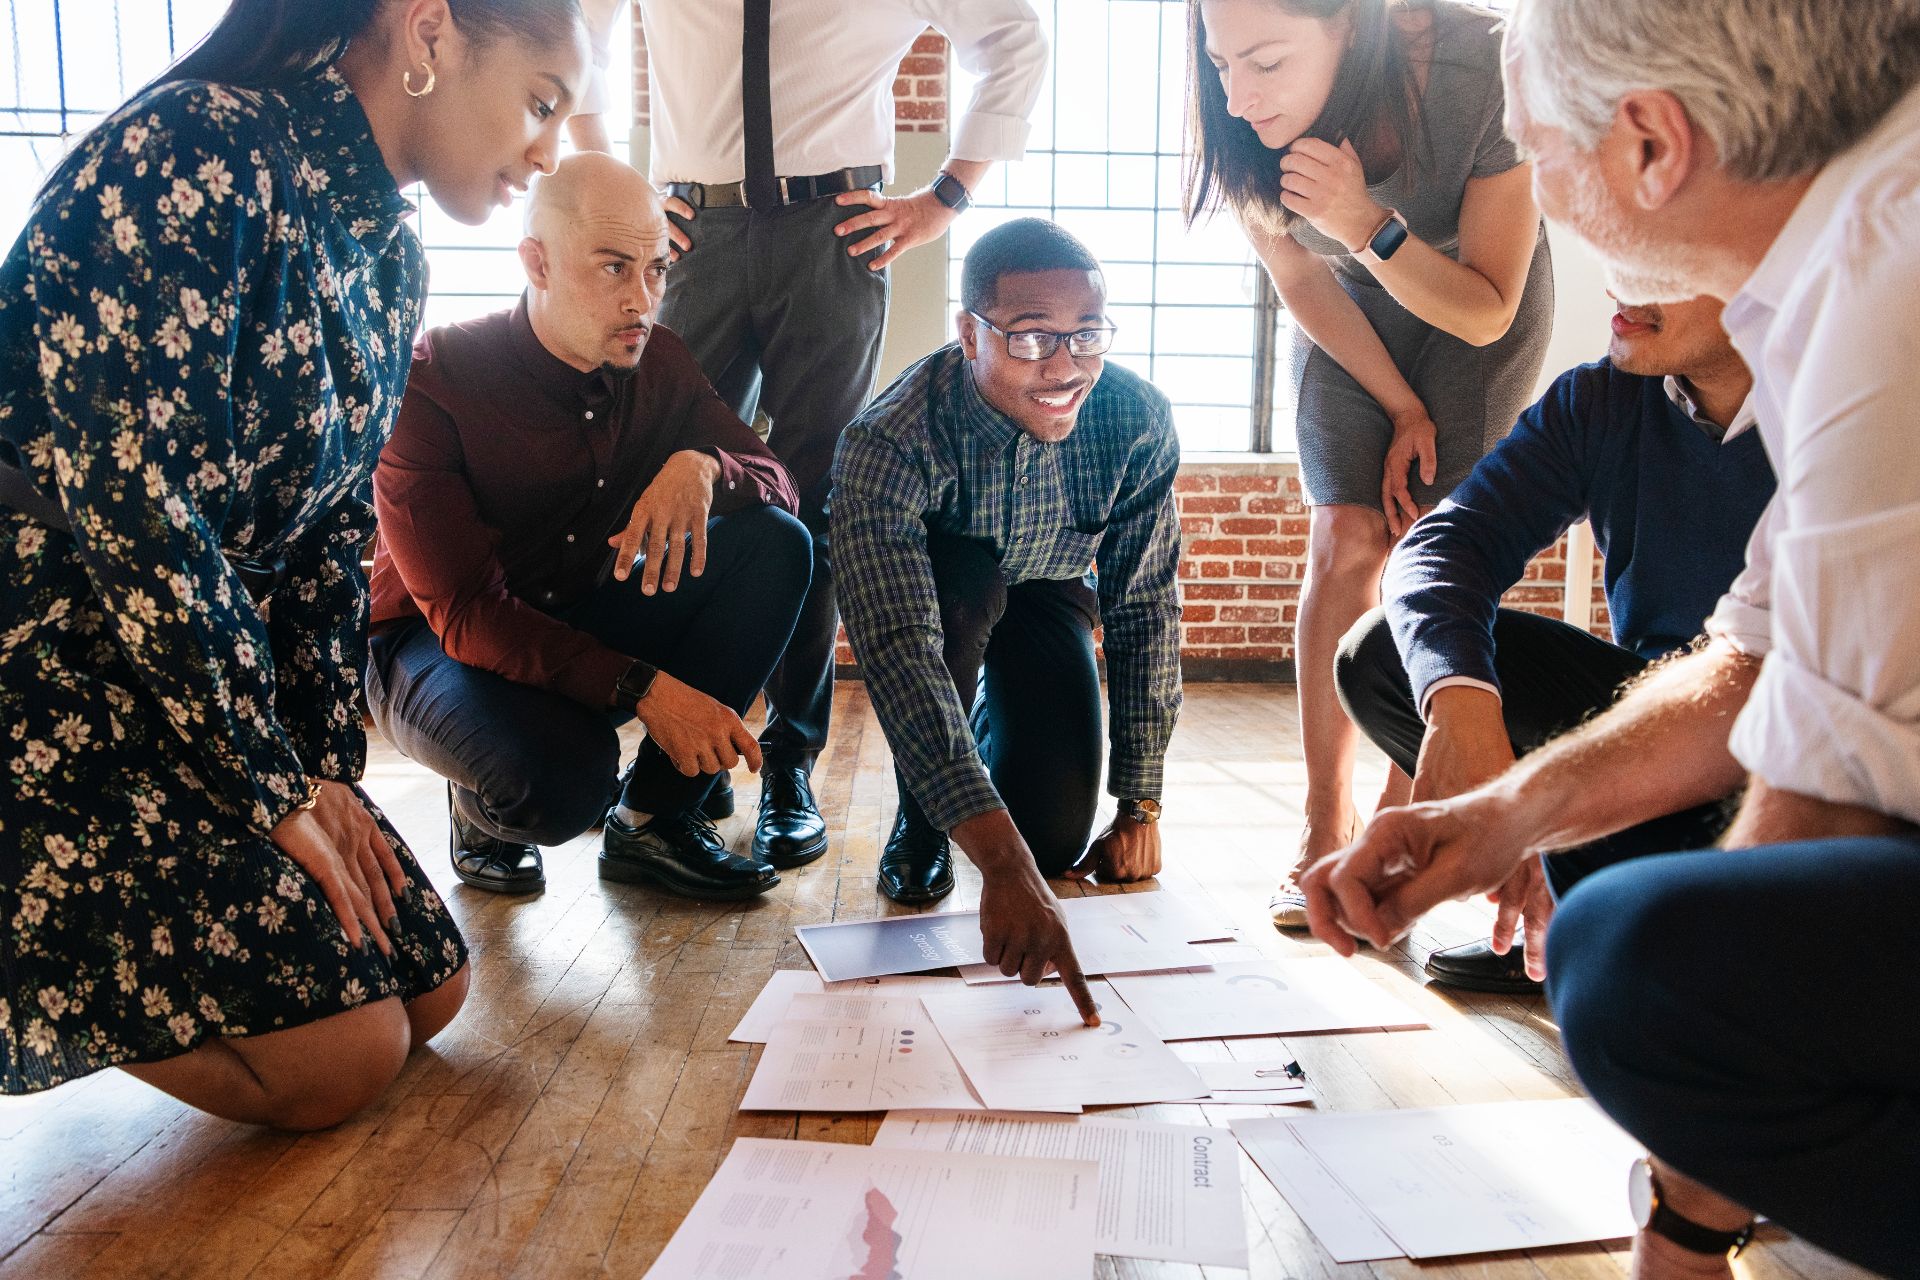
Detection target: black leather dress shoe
<box><xmin>877</xmin><ymin>795</ymin><xmax>954</xmax><ymax>905</ymax></box>
<box><xmin>599</xmin><ymin>806</ymin><xmax>779</xmax><ymax>900</ymax></box>
<box><xmin>448</xmin><ymin>784</ymin><xmax>544</xmax><ymax>893</ymax></box>
<box><xmin>752</xmin><ymin>764</ymin><xmax>828</xmax><ymax>868</ymax></box>
<box><xmin>1423</xmin><ymin>938</ymin><xmax>1541</xmax><ymax>994</ymax></box>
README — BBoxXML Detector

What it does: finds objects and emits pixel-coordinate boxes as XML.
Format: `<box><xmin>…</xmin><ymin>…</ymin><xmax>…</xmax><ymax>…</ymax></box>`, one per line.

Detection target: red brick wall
<box><xmin>628</xmin><ymin>21</ymin><xmax>948</xmax><ymax>133</ymax></box>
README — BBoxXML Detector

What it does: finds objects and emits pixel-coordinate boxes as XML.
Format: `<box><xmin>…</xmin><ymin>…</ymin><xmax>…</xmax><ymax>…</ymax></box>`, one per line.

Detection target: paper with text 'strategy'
<box><xmin>922</xmin><ymin>981</ymin><xmax>1203</xmax><ymax>1111</ymax></box>
<box><xmin>795</xmin><ymin>913</ymin><xmax>987</xmax><ymax>982</ymax></box>
<box><xmin>875</xmin><ymin>1110</ymin><xmax>1249</xmax><ymax>1268</ymax></box>
<box><xmin>1107</xmin><ymin>957</ymin><xmax>1426</xmax><ymax>1039</ymax></box>
<box><xmin>727</xmin><ymin>969</ymin><xmax>966</xmax><ymax>1043</ymax></box>
<box><xmin>1237</xmin><ymin>1098</ymin><xmax>1644</xmax><ymax>1260</ymax></box>
<box><xmin>642</xmin><ymin>1137</ymin><xmax>1099</xmax><ymax>1280</ymax></box>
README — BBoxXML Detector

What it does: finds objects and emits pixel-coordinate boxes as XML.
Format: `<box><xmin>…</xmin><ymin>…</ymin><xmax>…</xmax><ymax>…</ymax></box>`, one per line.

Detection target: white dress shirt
<box><xmin>577</xmin><ymin>0</ymin><xmax>1047</xmax><ymax>185</ymax></box>
<box><xmin>1705</xmin><ymin>83</ymin><xmax>1920</xmax><ymax>825</ymax></box>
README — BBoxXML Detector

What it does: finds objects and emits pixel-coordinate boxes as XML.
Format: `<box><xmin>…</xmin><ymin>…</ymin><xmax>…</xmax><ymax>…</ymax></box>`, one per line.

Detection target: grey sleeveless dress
<box><xmin>1285</xmin><ymin>0</ymin><xmax>1554</xmax><ymax>508</ymax></box>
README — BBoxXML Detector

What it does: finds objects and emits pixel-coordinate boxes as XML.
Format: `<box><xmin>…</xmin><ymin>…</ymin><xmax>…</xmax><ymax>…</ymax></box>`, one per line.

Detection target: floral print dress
<box><xmin>0</xmin><ymin>66</ymin><xmax>467</xmax><ymax>1093</ymax></box>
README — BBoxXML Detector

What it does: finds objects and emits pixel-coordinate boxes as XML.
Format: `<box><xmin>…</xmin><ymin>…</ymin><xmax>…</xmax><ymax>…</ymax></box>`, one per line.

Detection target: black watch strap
<box><xmin>931</xmin><ymin>171</ymin><xmax>971</xmax><ymax>212</ymax></box>
<box><xmin>614</xmin><ymin>659</ymin><xmax>659</xmax><ymax>709</ymax></box>
<box><xmin>1649</xmin><ymin>1201</ymin><xmax>1754</xmax><ymax>1257</ymax></box>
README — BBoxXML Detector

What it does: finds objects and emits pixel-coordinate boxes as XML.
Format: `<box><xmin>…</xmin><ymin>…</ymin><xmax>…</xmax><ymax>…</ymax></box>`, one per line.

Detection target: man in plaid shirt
<box><xmin>831</xmin><ymin>219</ymin><xmax>1183</xmax><ymax>1017</ymax></box>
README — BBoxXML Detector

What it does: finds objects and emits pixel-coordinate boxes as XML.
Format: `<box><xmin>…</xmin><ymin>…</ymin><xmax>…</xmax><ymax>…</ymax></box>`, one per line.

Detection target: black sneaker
<box><xmin>448</xmin><ymin>783</ymin><xmax>544</xmax><ymax>893</ymax></box>
<box><xmin>598</xmin><ymin>806</ymin><xmax>779</xmax><ymax>900</ymax></box>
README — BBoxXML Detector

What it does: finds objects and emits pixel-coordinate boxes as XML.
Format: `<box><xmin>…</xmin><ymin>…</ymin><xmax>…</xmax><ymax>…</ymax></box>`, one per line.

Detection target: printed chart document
<box><xmin>1235</xmin><ymin>1099</ymin><xmax>1644</xmax><ymax>1260</ymax></box>
<box><xmin>739</xmin><ymin>994</ymin><xmax>986</xmax><ymax>1112</ymax></box>
<box><xmin>1109</xmin><ymin>958</ymin><xmax>1425</xmax><ymax>1039</ymax></box>
<box><xmin>875</xmin><ymin>1110</ymin><xmax>1249</xmax><ymax>1268</ymax></box>
<box><xmin>923</xmin><ymin>982</ymin><xmax>1203</xmax><ymax>1110</ymax></box>
<box><xmin>1287</xmin><ymin>1098</ymin><xmax>1643</xmax><ymax>1257</ymax></box>
<box><xmin>797</xmin><ymin>914</ymin><xmax>985</xmax><ymax>982</ymax></box>
<box><xmin>643</xmin><ymin>1137</ymin><xmax>1099</xmax><ymax>1280</ymax></box>
<box><xmin>1231</xmin><ymin>1117</ymin><xmax>1402</xmax><ymax>1262</ymax></box>
<box><xmin>727</xmin><ymin>969</ymin><xmax>965</xmax><ymax>1043</ymax></box>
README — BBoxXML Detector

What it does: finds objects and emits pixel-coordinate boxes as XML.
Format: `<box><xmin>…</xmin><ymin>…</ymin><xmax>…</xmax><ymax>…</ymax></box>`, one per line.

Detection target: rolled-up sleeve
<box><xmin>916</xmin><ymin>0</ymin><xmax>1047</xmax><ymax>161</ymax></box>
<box><xmin>1721</xmin><ymin>194</ymin><xmax>1920</xmax><ymax>822</ymax></box>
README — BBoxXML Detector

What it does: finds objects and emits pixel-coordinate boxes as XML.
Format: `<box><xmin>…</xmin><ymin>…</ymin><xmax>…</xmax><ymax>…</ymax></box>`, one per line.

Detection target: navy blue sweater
<box><xmin>1386</xmin><ymin>360</ymin><xmax>1777</xmax><ymax>710</ymax></box>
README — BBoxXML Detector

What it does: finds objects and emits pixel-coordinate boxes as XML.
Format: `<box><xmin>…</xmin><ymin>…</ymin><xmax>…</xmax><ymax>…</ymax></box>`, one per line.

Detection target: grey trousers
<box><xmin>660</xmin><ymin>194</ymin><xmax>890</xmax><ymax>769</ymax></box>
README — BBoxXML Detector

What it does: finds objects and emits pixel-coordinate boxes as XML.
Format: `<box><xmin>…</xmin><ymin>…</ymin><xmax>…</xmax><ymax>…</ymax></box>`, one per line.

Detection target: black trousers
<box><xmin>660</xmin><ymin>196</ymin><xmax>890</xmax><ymax>771</ymax></box>
<box><xmin>904</xmin><ymin>535</ymin><xmax>1106</xmax><ymax>877</ymax></box>
<box><xmin>1334</xmin><ymin>606</ymin><xmax>1730</xmax><ymax>897</ymax></box>
<box><xmin>365</xmin><ymin>507</ymin><xmax>812</xmax><ymax>845</ymax></box>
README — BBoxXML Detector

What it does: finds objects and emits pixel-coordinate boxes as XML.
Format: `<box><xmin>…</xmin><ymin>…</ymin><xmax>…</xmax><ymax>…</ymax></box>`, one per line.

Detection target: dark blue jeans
<box><xmin>365</xmin><ymin>506</ymin><xmax>811</xmax><ymax>845</ymax></box>
<box><xmin>1549</xmin><ymin>835</ymin><xmax>1920</xmax><ymax>1275</ymax></box>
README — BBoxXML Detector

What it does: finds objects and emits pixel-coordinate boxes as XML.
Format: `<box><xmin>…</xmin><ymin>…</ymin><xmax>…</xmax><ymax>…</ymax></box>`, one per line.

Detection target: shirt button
<box><xmin>1017</xmin><ymin>475</ymin><xmax>1030</xmax><ymax>487</ymax></box>
<box><xmin>597</xmin><ymin>479</ymin><xmax>605</xmax><ymax>488</ymax></box>
<box><xmin>544</xmin><ymin>591</ymin><xmax>555</xmax><ymax>601</ymax></box>
<box><xmin>566</xmin><ymin>534</ymin><xmax>576</xmax><ymax>543</ymax></box>
<box><xmin>584</xmin><ymin>410</ymin><xmax>595</xmax><ymax>420</ymax></box>
<box><xmin>728</xmin><ymin>481</ymin><xmax>737</xmax><ymax>490</ymax></box>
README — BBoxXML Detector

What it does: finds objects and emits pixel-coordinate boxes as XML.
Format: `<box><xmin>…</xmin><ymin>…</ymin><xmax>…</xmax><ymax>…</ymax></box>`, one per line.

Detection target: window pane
<box><xmin>952</xmin><ymin>0</ymin><xmax>1274</xmax><ymax>454</ymax></box>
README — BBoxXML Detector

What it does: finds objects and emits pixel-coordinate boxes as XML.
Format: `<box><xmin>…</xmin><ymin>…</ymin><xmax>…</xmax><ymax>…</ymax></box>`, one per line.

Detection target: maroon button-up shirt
<box><xmin>370</xmin><ymin>299</ymin><xmax>797</xmax><ymax>709</ymax></box>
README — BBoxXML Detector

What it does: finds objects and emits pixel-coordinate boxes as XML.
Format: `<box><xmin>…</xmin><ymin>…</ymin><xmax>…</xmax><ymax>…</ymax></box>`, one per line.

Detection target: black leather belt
<box><xmin>666</xmin><ymin>165</ymin><xmax>885</xmax><ymax>209</ymax></box>
<box><xmin>1</xmin><ymin>459</ymin><xmax>289</xmax><ymax>603</ymax></box>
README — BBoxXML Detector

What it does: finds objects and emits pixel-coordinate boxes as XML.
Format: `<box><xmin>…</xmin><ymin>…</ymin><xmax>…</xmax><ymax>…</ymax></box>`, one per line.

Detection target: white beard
<box><xmin>1557</xmin><ymin>158</ymin><xmax>1704</xmax><ymax>305</ymax></box>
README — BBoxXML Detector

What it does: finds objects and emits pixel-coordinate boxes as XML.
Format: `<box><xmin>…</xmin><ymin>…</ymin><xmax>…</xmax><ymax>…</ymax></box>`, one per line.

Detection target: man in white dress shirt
<box><xmin>567</xmin><ymin>1</ymin><xmax>1045</xmax><ymax>870</ymax></box>
<box><xmin>1297</xmin><ymin>1</ymin><xmax>1920</xmax><ymax>1276</ymax></box>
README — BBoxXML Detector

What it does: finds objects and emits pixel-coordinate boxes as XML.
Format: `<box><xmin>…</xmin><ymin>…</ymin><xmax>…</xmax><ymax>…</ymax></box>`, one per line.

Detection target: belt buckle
<box><xmin>777</xmin><ymin>175</ymin><xmax>791</xmax><ymax>206</ymax></box>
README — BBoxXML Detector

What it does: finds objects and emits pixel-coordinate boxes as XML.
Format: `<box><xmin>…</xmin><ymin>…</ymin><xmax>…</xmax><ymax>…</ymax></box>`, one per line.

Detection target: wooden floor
<box><xmin>0</xmin><ymin>683</ymin><xmax>1874</xmax><ymax>1279</ymax></box>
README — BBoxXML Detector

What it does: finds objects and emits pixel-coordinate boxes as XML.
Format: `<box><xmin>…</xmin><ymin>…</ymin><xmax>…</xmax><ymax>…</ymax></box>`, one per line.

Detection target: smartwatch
<box><xmin>1122</xmin><ymin>798</ymin><xmax>1162</xmax><ymax>826</ymax></box>
<box><xmin>1355</xmin><ymin>208</ymin><xmax>1410</xmax><ymax>266</ymax></box>
<box><xmin>1628</xmin><ymin>1159</ymin><xmax>1754</xmax><ymax>1257</ymax></box>
<box><xmin>930</xmin><ymin>171</ymin><xmax>972</xmax><ymax>213</ymax></box>
<box><xmin>614</xmin><ymin>658</ymin><xmax>660</xmax><ymax>710</ymax></box>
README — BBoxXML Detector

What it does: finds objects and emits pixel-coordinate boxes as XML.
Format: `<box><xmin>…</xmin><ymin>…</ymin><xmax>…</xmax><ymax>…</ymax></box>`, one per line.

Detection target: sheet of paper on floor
<box><xmin>1257</xmin><ymin>1098</ymin><xmax>1644</xmax><ymax>1259</ymax></box>
<box><xmin>874</xmin><ymin>1110</ymin><xmax>1249</xmax><ymax>1268</ymax></box>
<box><xmin>643</xmin><ymin>1137</ymin><xmax>1099</xmax><ymax>1280</ymax></box>
<box><xmin>956</xmin><ymin>897</ymin><xmax>1224</xmax><ymax>982</ymax></box>
<box><xmin>922</xmin><ymin>981</ymin><xmax>1203</xmax><ymax>1110</ymax></box>
<box><xmin>1186</xmin><ymin>1059</ymin><xmax>1313</xmax><ymax>1103</ymax></box>
<box><xmin>739</xmin><ymin>994</ymin><xmax>988</xmax><ymax>1112</ymax></box>
<box><xmin>1231</xmin><ymin>1116</ymin><xmax>1403</xmax><ymax>1262</ymax></box>
<box><xmin>796</xmin><ymin>913</ymin><xmax>986</xmax><ymax>981</ymax></box>
<box><xmin>727</xmin><ymin>969</ymin><xmax>966</xmax><ymax>1043</ymax></box>
<box><xmin>1108</xmin><ymin>957</ymin><xmax>1425</xmax><ymax>1039</ymax></box>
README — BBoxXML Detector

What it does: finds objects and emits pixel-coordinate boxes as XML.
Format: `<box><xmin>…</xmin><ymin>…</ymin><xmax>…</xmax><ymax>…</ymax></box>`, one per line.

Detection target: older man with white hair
<box><xmin>1298</xmin><ymin>1</ymin><xmax>1920</xmax><ymax>1275</ymax></box>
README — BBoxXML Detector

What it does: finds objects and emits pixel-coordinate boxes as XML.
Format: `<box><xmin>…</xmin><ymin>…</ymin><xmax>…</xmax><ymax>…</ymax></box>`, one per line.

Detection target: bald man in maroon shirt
<box><xmin>367</xmin><ymin>154</ymin><xmax>811</xmax><ymax>900</ymax></box>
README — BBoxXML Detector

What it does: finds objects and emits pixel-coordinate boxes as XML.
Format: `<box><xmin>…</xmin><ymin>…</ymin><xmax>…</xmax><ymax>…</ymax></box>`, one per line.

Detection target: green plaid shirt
<box><xmin>830</xmin><ymin>344</ymin><xmax>1184</xmax><ymax>831</ymax></box>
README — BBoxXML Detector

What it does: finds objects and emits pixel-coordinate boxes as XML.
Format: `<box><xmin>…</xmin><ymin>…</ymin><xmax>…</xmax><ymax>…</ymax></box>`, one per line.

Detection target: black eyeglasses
<box><xmin>970</xmin><ymin>312</ymin><xmax>1118</xmax><ymax>361</ymax></box>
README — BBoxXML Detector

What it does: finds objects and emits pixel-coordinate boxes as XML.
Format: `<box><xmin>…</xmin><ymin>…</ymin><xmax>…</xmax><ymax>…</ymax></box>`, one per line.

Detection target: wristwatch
<box><xmin>1628</xmin><ymin>1159</ymin><xmax>1754</xmax><ymax>1257</ymax></box>
<box><xmin>930</xmin><ymin>171</ymin><xmax>972</xmax><ymax>213</ymax></box>
<box><xmin>613</xmin><ymin>658</ymin><xmax>660</xmax><ymax>710</ymax></box>
<box><xmin>1121</xmin><ymin>798</ymin><xmax>1162</xmax><ymax>826</ymax></box>
<box><xmin>1355</xmin><ymin>207</ymin><xmax>1410</xmax><ymax>266</ymax></box>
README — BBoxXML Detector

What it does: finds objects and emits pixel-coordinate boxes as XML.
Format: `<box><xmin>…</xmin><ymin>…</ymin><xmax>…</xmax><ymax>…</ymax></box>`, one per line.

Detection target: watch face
<box><xmin>1627</xmin><ymin>1158</ymin><xmax>1656</xmax><ymax>1229</ymax></box>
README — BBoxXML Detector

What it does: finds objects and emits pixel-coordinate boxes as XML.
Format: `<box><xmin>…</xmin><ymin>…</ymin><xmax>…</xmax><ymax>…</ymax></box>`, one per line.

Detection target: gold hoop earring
<box><xmin>404</xmin><ymin>61</ymin><xmax>436</xmax><ymax>98</ymax></box>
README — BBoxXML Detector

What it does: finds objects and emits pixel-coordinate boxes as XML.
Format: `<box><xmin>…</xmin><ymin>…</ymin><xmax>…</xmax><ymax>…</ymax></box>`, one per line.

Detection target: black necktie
<box><xmin>741</xmin><ymin>0</ymin><xmax>778</xmax><ymax>209</ymax></box>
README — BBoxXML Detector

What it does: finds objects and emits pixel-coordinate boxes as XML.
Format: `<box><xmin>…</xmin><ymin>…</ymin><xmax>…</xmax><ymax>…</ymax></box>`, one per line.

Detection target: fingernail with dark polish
<box><xmin>387</xmin><ymin>916</ymin><xmax>400</xmax><ymax>935</ymax></box>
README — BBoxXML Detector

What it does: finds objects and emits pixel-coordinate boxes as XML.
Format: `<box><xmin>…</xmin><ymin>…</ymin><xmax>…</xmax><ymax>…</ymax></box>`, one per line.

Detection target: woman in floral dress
<box><xmin>0</xmin><ymin>0</ymin><xmax>591</xmax><ymax>1128</ymax></box>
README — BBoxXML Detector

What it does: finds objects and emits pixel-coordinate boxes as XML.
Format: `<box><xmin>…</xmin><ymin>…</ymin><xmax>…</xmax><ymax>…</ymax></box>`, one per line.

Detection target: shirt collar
<box><xmin>1663</xmin><ymin>375</ymin><xmax>1757</xmax><ymax>442</ymax></box>
<box><xmin>952</xmin><ymin>349</ymin><xmax>1027</xmax><ymax>451</ymax></box>
<box><xmin>1733</xmin><ymin>82</ymin><xmax>1920</xmax><ymax>318</ymax></box>
<box><xmin>507</xmin><ymin>294</ymin><xmax>615</xmax><ymax>404</ymax></box>
<box><xmin>276</xmin><ymin>64</ymin><xmax>416</xmax><ymax>241</ymax></box>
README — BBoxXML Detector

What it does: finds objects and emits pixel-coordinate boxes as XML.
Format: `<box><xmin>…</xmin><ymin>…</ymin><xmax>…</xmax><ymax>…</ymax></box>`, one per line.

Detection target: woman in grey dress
<box><xmin>1185</xmin><ymin>0</ymin><xmax>1552</xmax><ymax>924</ymax></box>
